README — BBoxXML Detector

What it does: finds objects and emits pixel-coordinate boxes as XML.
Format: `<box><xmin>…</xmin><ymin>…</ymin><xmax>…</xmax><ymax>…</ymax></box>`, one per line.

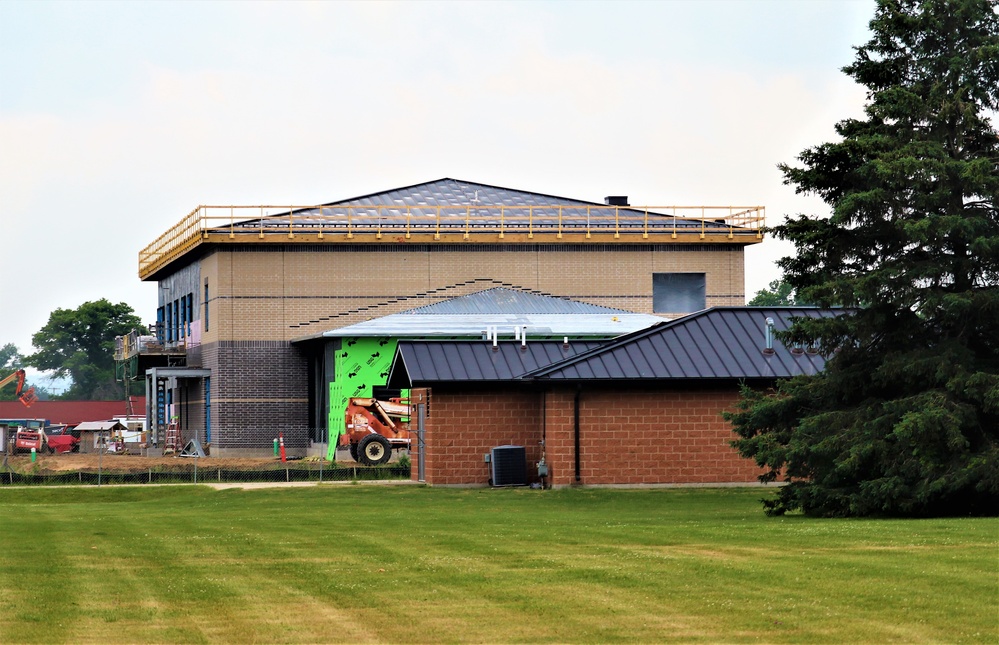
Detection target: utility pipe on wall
<box><xmin>574</xmin><ymin>389</ymin><xmax>581</xmax><ymax>482</ymax></box>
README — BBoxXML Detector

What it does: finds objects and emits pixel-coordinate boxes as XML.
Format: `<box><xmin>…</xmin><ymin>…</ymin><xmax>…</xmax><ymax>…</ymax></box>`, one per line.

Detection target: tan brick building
<box><xmin>134</xmin><ymin>178</ymin><xmax>764</xmax><ymax>456</ymax></box>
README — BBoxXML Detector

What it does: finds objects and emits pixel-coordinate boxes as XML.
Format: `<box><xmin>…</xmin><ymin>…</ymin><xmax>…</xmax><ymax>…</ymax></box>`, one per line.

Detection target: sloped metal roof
<box><xmin>387</xmin><ymin>340</ymin><xmax>605</xmax><ymax>388</ymax></box>
<box><xmin>324</xmin><ymin>314</ymin><xmax>659</xmax><ymax>339</ymax></box>
<box><xmin>0</xmin><ymin>400</ymin><xmax>145</xmax><ymax>426</ymax></box>
<box><xmin>408</xmin><ymin>288</ymin><xmax>627</xmax><ymax>315</ymax></box>
<box><xmin>527</xmin><ymin>307</ymin><xmax>846</xmax><ymax>381</ymax></box>
<box><xmin>73</xmin><ymin>420</ymin><xmax>127</xmax><ymax>431</ymax></box>
<box><xmin>385</xmin><ymin>307</ymin><xmax>846</xmax><ymax>386</ymax></box>
<box><xmin>320</xmin><ymin>288</ymin><xmax>665</xmax><ymax>339</ymax></box>
<box><xmin>325</xmin><ymin>178</ymin><xmax>602</xmax><ymax>210</ymax></box>
<box><xmin>230</xmin><ymin>178</ymin><xmax>714</xmax><ymax>232</ymax></box>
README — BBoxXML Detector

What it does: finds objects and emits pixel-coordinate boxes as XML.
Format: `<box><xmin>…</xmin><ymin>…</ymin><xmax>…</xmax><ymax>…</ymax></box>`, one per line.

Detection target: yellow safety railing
<box><xmin>139</xmin><ymin>204</ymin><xmax>764</xmax><ymax>279</ymax></box>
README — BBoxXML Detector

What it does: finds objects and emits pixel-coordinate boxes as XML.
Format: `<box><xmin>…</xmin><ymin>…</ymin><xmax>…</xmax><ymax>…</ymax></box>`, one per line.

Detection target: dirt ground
<box><xmin>3</xmin><ymin>453</ymin><xmax>350</xmax><ymax>473</ymax></box>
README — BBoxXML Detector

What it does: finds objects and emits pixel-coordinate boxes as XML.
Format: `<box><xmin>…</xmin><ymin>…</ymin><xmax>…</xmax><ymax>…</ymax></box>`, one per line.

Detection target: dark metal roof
<box><xmin>526</xmin><ymin>307</ymin><xmax>847</xmax><ymax>381</ymax></box>
<box><xmin>387</xmin><ymin>340</ymin><xmax>605</xmax><ymax>388</ymax></box>
<box><xmin>406</xmin><ymin>288</ymin><xmax>630</xmax><ymax>315</ymax></box>
<box><xmin>228</xmin><ymin>178</ymin><xmax>714</xmax><ymax>232</ymax></box>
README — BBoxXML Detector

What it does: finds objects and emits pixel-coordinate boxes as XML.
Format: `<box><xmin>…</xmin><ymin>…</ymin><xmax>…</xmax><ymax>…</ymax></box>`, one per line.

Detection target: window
<box><xmin>165</xmin><ymin>302</ymin><xmax>173</xmax><ymax>343</ymax></box>
<box><xmin>653</xmin><ymin>273</ymin><xmax>706</xmax><ymax>313</ymax></box>
<box><xmin>156</xmin><ymin>307</ymin><xmax>165</xmax><ymax>344</ymax></box>
<box><xmin>173</xmin><ymin>298</ymin><xmax>180</xmax><ymax>342</ymax></box>
<box><xmin>179</xmin><ymin>296</ymin><xmax>187</xmax><ymax>339</ymax></box>
<box><xmin>186</xmin><ymin>293</ymin><xmax>193</xmax><ymax>337</ymax></box>
<box><xmin>203</xmin><ymin>281</ymin><xmax>209</xmax><ymax>332</ymax></box>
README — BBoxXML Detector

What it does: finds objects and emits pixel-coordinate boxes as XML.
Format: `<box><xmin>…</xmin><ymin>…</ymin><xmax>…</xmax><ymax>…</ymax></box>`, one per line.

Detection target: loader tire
<box><xmin>358</xmin><ymin>435</ymin><xmax>392</xmax><ymax>466</ymax></box>
<box><xmin>349</xmin><ymin>443</ymin><xmax>359</xmax><ymax>462</ymax></box>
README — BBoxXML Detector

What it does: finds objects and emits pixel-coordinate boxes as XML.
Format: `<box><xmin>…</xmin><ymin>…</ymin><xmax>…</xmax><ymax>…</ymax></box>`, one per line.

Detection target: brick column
<box><xmin>543</xmin><ymin>388</ymin><xmax>578</xmax><ymax>488</ymax></box>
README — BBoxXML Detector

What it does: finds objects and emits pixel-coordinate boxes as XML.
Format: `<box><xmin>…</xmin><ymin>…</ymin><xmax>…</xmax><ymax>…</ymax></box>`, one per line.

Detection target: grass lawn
<box><xmin>0</xmin><ymin>485</ymin><xmax>995</xmax><ymax>644</ymax></box>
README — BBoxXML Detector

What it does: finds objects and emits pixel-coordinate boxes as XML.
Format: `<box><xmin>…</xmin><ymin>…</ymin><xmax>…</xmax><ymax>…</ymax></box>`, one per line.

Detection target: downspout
<box><xmin>574</xmin><ymin>388</ymin><xmax>581</xmax><ymax>482</ymax></box>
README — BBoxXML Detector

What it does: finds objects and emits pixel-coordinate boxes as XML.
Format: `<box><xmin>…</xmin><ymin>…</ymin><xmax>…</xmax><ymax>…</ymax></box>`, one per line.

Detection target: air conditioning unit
<box><xmin>490</xmin><ymin>445</ymin><xmax>527</xmax><ymax>487</ymax></box>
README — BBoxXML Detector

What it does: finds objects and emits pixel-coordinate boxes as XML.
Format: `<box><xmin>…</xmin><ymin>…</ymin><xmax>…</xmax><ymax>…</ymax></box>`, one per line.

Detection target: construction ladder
<box><xmin>164</xmin><ymin>420</ymin><xmax>181</xmax><ymax>454</ymax></box>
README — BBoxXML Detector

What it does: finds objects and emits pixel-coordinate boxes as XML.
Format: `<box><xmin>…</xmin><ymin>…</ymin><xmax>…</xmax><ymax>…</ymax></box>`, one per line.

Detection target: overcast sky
<box><xmin>1</xmin><ymin>0</ymin><xmax>875</xmax><ymax>375</ymax></box>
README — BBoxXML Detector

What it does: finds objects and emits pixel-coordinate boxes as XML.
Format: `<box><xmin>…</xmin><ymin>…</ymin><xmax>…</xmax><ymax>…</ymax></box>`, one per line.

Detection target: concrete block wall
<box><xmin>203</xmin><ymin>339</ymin><xmax>310</xmax><ymax>456</ymax></box>
<box><xmin>414</xmin><ymin>385</ymin><xmax>763</xmax><ymax>487</ymax></box>
<box><xmin>410</xmin><ymin>389</ymin><xmax>543</xmax><ymax>486</ymax></box>
<box><xmin>552</xmin><ymin>388</ymin><xmax>763</xmax><ymax>486</ymax></box>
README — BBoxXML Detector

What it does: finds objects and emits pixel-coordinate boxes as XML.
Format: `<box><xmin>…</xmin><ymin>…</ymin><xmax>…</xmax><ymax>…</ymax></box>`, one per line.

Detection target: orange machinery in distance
<box><xmin>341</xmin><ymin>397</ymin><xmax>411</xmax><ymax>466</ymax></box>
<box><xmin>0</xmin><ymin>369</ymin><xmax>37</xmax><ymax>408</ymax></box>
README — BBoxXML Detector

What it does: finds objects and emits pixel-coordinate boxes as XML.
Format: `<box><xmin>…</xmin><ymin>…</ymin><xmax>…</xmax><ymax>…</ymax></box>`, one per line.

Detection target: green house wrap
<box><xmin>326</xmin><ymin>337</ymin><xmax>399</xmax><ymax>460</ymax></box>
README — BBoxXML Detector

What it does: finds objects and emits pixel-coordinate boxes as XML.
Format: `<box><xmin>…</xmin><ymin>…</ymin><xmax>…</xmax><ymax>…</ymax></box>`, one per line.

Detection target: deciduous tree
<box><xmin>27</xmin><ymin>300</ymin><xmax>146</xmax><ymax>400</ymax></box>
<box><xmin>748</xmin><ymin>279</ymin><xmax>801</xmax><ymax>306</ymax></box>
<box><xmin>730</xmin><ymin>0</ymin><xmax>999</xmax><ymax>516</ymax></box>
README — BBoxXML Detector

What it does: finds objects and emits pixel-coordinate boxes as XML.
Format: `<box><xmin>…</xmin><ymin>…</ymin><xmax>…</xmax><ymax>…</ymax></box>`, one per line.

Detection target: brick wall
<box><xmin>556</xmin><ymin>387</ymin><xmax>763</xmax><ymax>486</ymax></box>
<box><xmin>200</xmin><ymin>339</ymin><xmax>310</xmax><ymax>456</ymax></box>
<box><xmin>157</xmin><ymin>241</ymin><xmax>748</xmax><ymax>455</ymax></box>
<box><xmin>410</xmin><ymin>388</ymin><xmax>543</xmax><ymax>486</ymax></box>
<box><xmin>206</xmin><ymin>243</ymin><xmax>746</xmax><ymax>341</ymax></box>
<box><xmin>415</xmin><ymin>385</ymin><xmax>763</xmax><ymax>487</ymax></box>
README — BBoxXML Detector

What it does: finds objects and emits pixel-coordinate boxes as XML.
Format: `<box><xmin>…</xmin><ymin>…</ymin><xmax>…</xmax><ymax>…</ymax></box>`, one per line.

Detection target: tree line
<box><xmin>1</xmin><ymin>299</ymin><xmax>145</xmax><ymax>402</ymax></box>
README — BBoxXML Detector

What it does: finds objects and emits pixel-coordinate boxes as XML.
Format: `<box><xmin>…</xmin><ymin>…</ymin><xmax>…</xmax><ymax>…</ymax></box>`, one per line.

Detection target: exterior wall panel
<box><xmin>414</xmin><ymin>385</ymin><xmax>763</xmax><ymax>487</ymax></box>
<box><xmin>158</xmin><ymin>242</ymin><xmax>748</xmax><ymax>455</ymax></box>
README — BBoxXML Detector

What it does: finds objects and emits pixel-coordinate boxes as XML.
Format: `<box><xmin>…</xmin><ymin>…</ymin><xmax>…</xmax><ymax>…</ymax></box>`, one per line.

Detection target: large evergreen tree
<box><xmin>730</xmin><ymin>0</ymin><xmax>999</xmax><ymax>516</ymax></box>
<box><xmin>27</xmin><ymin>299</ymin><xmax>146</xmax><ymax>401</ymax></box>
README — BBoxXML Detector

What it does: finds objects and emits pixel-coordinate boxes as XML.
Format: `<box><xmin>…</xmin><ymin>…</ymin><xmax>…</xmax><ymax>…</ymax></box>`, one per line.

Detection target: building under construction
<box><xmin>124</xmin><ymin>178</ymin><xmax>765</xmax><ymax>457</ymax></box>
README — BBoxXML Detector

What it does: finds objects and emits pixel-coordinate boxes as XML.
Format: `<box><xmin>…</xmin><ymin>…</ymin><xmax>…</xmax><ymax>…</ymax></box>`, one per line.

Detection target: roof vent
<box><xmin>604</xmin><ymin>196</ymin><xmax>629</xmax><ymax>207</ymax></box>
<box><xmin>762</xmin><ymin>317</ymin><xmax>776</xmax><ymax>356</ymax></box>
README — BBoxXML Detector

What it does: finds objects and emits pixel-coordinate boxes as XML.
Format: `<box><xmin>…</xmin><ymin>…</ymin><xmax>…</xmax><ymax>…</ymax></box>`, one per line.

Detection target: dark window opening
<box><xmin>653</xmin><ymin>273</ymin><xmax>706</xmax><ymax>313</ymax></box>
<box><xmin>156</xmin><ymin>307</ymin><xmax>165</xmax><ymax>344</ymax></box>
<box><xmin>165</xmin><ymin>302</ymin><xmax>173</xmax><ymax>343</ymax></box>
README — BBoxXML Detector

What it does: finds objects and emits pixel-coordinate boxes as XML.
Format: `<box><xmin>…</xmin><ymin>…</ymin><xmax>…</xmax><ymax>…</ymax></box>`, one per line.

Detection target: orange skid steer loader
<box><xmin>341</xmin><ymin>397</ymin><xmax>411</xmax><ymax>466</ymax></box>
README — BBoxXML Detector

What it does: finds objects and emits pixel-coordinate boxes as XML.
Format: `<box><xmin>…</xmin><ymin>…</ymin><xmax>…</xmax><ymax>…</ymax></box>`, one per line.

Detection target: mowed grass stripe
<box><xmin>0</xmin><ymin>486</ymin><xmax>995</xmax><ymax>644</ymax></box>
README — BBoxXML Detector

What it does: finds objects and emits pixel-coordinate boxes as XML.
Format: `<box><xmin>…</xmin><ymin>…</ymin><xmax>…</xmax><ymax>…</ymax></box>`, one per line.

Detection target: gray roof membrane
<box><xmin>407</xmin><ymin>288</ymin><xmax>628</xmax><ymax>315</ymax></box>
<box><xmin>321</xmin><ymin>288</ymin><xmax>666</xmax><ymax>339</ymax></box>
<box><xmin>226</xmin><ymin>178</ymin><xmax>730</xmax><ymax>233</ymax></box>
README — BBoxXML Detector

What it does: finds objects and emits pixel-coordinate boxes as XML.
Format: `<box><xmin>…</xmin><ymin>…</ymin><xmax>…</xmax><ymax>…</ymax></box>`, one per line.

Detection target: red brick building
<box><xmin>389</xmin><ymin>307</ymin><xmax>839</xmax><ymax>487</ymax></box>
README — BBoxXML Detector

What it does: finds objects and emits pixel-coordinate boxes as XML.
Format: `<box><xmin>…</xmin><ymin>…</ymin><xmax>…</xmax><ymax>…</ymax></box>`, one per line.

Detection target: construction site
<box><xmin>4</xmin><ymin>177</ymin><xmax>833</xmax><ymax>488</ymax></box>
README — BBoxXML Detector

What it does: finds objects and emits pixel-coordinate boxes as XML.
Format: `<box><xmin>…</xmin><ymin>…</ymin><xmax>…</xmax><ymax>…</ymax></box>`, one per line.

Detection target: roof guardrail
<box><xmin>139</xmin><ymin>204</ymin><xmax>764</xmax><ymax>279</ymax></box>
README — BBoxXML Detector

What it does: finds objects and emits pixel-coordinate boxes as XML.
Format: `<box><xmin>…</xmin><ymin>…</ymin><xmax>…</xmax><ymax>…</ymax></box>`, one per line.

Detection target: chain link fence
<box><xmin>0</xmin><ymin>431</ymin><xmax>412</xmax><ymax>487</ymax></box>
<box><xmin>0</xmin><ymin>462</ymin><xmax>411</xmax><ymax>486</ymax></box>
